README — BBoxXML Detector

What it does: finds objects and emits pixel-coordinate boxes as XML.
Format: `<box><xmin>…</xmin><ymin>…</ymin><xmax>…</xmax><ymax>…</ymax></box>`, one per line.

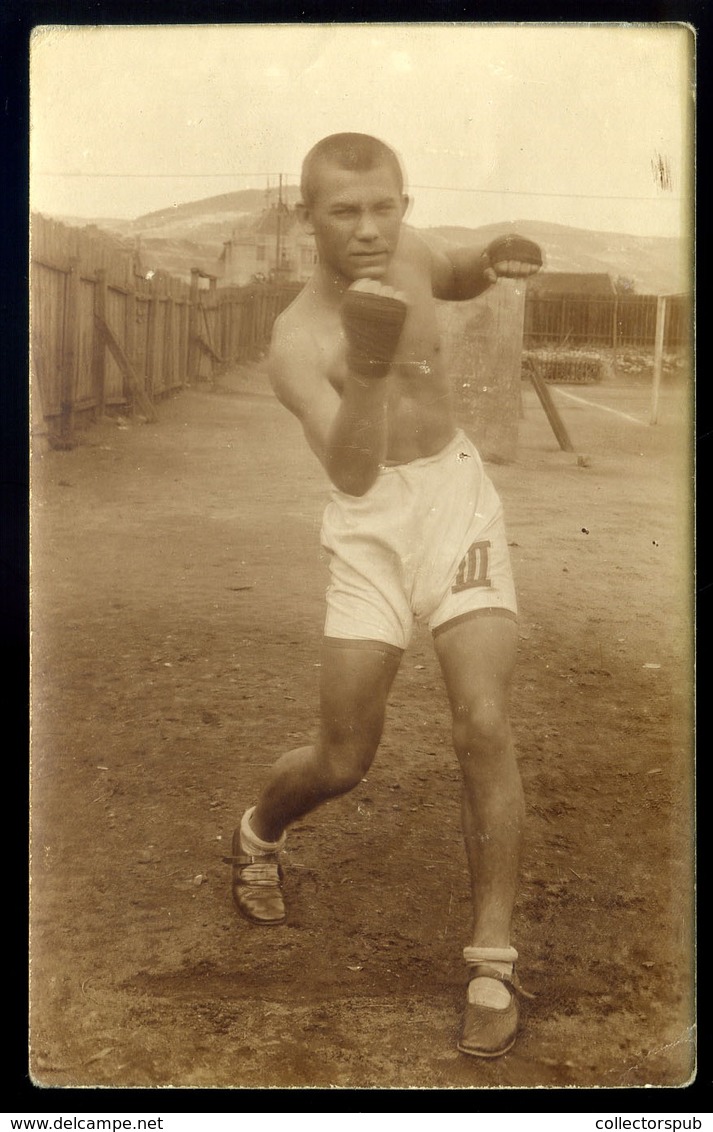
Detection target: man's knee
<box><xmin>451</xmin><ymin>699</ymin><xmax>510</xmax><ymax>762</ymax></box>
<box><xmin>317</xmin><ymin>720</ymin><xmax>382</xmax><ymax>795</ymax></box>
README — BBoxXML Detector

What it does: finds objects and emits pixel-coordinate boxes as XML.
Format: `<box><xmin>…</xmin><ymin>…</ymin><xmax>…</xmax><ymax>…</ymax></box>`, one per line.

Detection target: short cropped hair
<box><xmin>300</xmin><ymin>133</ymin><xmax>405</xmax><ymax>206</ymax></box>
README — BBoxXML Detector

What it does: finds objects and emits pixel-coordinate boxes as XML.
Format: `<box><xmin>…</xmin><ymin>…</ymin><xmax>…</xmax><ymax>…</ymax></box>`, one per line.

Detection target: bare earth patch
<box><xmin>29</xmin><ymin>370</ymin><xmax>694</xmax><ymax>1090</ymax></box>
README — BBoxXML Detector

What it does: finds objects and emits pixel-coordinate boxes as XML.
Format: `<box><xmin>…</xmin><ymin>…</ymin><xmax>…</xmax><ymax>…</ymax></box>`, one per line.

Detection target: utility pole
<box><xmin>275</xmin><ymin>174</ymin><xmax>283</xmax><ymax>278</ymax></box>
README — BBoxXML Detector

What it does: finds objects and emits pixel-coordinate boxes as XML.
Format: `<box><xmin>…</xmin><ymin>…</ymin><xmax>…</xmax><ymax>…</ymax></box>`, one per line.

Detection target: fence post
<box><xmin>650</xmin><ymin>295</ymin><xmax>667</xmax><ymax>425</ymax></box>
<box><xmin>125</xmin><ymin>287</ymin><xmax>137</xmax><ymax>407</ymax></box>
<box><xmin>91</xmin><ymin>268</ymin><xmax>107</xmax><ymax>420</ymax></box>
<box><xmin>60</xmin><ymin>256</ymin><xmax>80</xmax><ymax>446</ymax></box>
<box><xmin>179</xmin><ymin>297</ymin><xmax>190</xmax><ymax>386</ymax></box>
<box><xmin>145</xmin><ymin>279</ymin><xmax>159</xmax><ymax>399</ymax></box>
<box><xmin>188</xmin><ymin>269</ymin><xmax>201</xmax><ymax>382</ymax></box>
<box><xmin>163</xmin><ymin>287</ymin><xmax>175</xmax><ymax>392</ymax></box>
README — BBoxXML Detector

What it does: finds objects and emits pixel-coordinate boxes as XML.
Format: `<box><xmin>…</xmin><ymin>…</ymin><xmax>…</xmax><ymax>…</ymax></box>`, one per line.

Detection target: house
<box><xmin>219</xmin><ymin>204</ymin><xmax>318</xmax><ymax>286</ymax></box>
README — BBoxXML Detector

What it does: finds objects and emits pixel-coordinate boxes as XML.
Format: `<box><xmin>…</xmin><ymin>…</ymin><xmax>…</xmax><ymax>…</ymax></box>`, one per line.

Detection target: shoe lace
<box><xmin>239</xmin><ymin>857</ymin><xmax>280</xmax><ymax>886</ymax></box>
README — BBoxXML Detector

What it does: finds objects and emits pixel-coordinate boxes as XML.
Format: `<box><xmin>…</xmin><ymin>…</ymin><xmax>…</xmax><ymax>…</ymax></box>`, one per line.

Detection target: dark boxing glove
<box><xmin>341</xmin><ymin>288</ymin><xmax>408</xmax><ymax>380</ymax></box>
<box><xmin>486</xmin><ymin>235</ymin><xmax>543</xmax><ymax>276</ymax></box>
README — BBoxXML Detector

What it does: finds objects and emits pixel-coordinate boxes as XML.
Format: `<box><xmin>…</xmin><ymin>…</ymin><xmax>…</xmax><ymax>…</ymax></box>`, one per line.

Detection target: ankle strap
<box><xmin>463</xmin><ymin>945</ymin><xmax>518</xmax><ymax>964</ymax></box>
<box><xmin>466</xmin><ymin>962</ymin><xmax>536</xmax><ymax>1000</ymax></box>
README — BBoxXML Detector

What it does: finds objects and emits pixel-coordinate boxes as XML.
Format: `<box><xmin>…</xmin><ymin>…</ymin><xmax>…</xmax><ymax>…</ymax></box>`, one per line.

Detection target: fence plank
<box><xmin>104</xmin><ymin>286</ymin><xmax>128</xmax><ymax>402</ymax></box>
<box><xmin>92</xmin><ymin>269</ymin><xmax>107</xmax><ymax>418</ymax></box>
<box><xmin>59</xmin><ymin>257</ymin><xmax>80</xmax><ymax>446</ymax></box>
<box><xmin>188</xmin><ymin>270</ymin><xmax>201</xmax><ymax>382</ymax></box>
<box><xmin>145</xmin><ymin>287</ymin><xmax>159</xmax><ymax>398</ymax></box>
<box><xmin>31</xmin><ymin>263</ymin><xmax>65</xmax><ymax>416</ymax></box>
<box><xmin>163</xmin><ymin>295</ymin><xmax>175</xmax><ymax>391</ymax></box>
<box><xmin>201</xmin><ymin>302</ymin><xmax>223</xmax><ymax>363</ymax></box>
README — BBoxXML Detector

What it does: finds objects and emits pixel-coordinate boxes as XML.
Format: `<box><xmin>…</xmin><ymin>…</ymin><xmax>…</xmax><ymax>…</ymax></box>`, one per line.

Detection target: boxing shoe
<box><xmin>225</xmin><ymin>828</ymin><xmax>286</xmax><ymax>925</ymax></box>
<box><xmin>458</xmin><ymin>963</ymin><xmax>532</xmax><ymax>1058</ymax></box>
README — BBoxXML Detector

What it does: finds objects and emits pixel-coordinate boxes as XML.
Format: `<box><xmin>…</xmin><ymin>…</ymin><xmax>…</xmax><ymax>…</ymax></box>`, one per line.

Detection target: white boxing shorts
<box><xmin>320</xmin><ymin>430</ymin><xmax>517</xmax><ymax>654</ymax></box>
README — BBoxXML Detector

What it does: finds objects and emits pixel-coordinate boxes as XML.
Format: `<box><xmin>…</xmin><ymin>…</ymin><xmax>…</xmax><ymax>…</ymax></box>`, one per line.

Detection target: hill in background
<box><xmin>49</xmin><ymin>187</ymin><xmax>690</xmax><ymax>295</ymax></box>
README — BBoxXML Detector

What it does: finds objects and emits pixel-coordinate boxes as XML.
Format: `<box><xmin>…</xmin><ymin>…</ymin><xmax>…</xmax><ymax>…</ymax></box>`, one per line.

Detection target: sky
<box><xmin>29</xmin><ymin>23</ymin><xmax>694</xmax><ymax>238</ymax></box>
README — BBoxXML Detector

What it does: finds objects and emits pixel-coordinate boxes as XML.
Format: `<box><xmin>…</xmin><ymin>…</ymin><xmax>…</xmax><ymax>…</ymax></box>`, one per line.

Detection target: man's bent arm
<box><xmin>433</xmin><ymin>244</ymin><xmax>496</xmax><ymax>302</ymax></box>
<box><xmin>270</xmin><ymin>337</ymin><xmax>388</xmax><ymax>497</ymax></box>
<box><xmin>410</xmin><ymin>230</ymin><xmax>494</xmax><ymax>302</ymax></box>
<box><xmin>323</xmin><ymin>374</ymin><xmax>388</xmax><ymax>496</ymax></box>
<box><xmin>414</xmin><ymin>228</ymin><xmax>542</xmax><ymax>302</ymax></box>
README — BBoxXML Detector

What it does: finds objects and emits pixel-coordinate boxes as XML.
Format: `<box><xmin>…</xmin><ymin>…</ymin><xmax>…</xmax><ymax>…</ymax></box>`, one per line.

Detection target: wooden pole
<box><xmin>91</xmin><ymin>268</ymin><xmax>107</xmax><ymax>421</ymax></box>
<box><xmin>60</xmin><ymin>256</ymin><xmax>80</xmax><ymax>447</ymax></box>
<box><xmin>163</xmin><ymin>292</ymin><xmax>174</xmax><ymax>391</ymax></box>
<box><xmin>650</xmin><ymin>295</ymin><xmax>666</xmax><ymax>425</ymax></box>
<box><xmin>125</xmin><ymin>288</ymin><xmax>137</xmax><ymax>405</ymax></box>
<box><xmin>275</xmin><ymin>174</ymin><xmax>283</xmax><ymax>277</ymax></box>
<box><xmin>145</xmin><ymin>282</ymin><xmax>159</xmax><ymax>399</ymax></box>
<box><xmin>528</xmin><ymin>358</ymin><xmax>575</xmax><ymax>453</ymax></box>
<box><xmin>188</xmin><ymin>269</ymin><xmax>201</xmax><ymax>383</ymax></box>
<box><xmin>179</xmin><ymin>298</ymin><xmax>190</xmax><ymax>386</ymax></box>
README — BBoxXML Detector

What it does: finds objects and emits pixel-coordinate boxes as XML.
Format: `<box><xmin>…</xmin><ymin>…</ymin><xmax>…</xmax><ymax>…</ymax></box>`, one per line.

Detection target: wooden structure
<box><xmin>30</xmin><ymin>214</ymin><xmax>300</xmax><ymax>446</ymax></box>
<box><xmin>525</xmin><ymin>286</ymin><xmax>690</xmax><ymax>352</ymax></box>
<box><xmin>438</xmin><ymin>279</ymin><xmax>526</xmax><ymax>463</ymax></box>
<box><xmin>32</xmin><ymin>215</ymin><xmax>687</xmax><ymax>459</ymax></box>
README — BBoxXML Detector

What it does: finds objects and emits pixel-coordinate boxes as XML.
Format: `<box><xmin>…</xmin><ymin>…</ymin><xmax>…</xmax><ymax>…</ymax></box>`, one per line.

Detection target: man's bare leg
<box><xmin>250</xmin><ymin>641</ymin><xmax>402</xmax><ymax>840</ymax></box>
<box><xmin>232</xmin><ymin>641</ymin><xmax>401</xmax><ymax>923</ymax></box>
<box><xmin>434</xmin><ymin>614</ymin><xmax>525</xmax><ymax>1055</ymax></box>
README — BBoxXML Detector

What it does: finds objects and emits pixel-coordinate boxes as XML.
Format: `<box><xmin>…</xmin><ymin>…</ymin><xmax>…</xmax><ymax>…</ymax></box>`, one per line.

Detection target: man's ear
<box><xmin>401</xmin><ymin>195</ymin><xmax>411</xmax><ymax>220</ymax></box>
<box><xmin>295</xmin><ymin>202</ymin><xmax>315</xmax><ymax>235</ymax></box>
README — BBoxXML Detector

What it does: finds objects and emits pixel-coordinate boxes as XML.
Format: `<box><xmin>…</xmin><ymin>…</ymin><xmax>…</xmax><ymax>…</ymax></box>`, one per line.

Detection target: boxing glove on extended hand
<box><xmin>486</xmin><ymin>235</ymin><xmax>543</xmax><ymax>276</ymax></box>
<box><xmin>341</xmin><ymin>288</ymin><xmax>408</xmax><ymax>380</ymax></box>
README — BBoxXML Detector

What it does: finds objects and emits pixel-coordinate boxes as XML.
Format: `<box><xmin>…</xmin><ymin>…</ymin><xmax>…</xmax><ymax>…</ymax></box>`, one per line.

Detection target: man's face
<box><xmin>301</xmin><ymin>160</ymin><xmax>408</xmax><ymax>283</ymax></box>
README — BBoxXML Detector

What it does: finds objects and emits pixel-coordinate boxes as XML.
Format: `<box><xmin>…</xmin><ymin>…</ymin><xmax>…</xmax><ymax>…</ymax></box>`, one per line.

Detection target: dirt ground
<box><xmin>28</xmin><ymin>362</ymin><xmax>695</xmax><ymax>1092</ymax></box>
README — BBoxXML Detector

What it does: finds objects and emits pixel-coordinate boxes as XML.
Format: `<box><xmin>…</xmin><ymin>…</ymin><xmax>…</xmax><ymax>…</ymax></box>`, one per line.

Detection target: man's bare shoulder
<box><xmin>393</xmin><ymin>225</ymin><xmax>452</xmax><ymax>295</ymax></box>
<box><xmin>271</xmin><ymin>296</ymin><xmax>311</xmax><ymax>356</ymax></box>
<box><xmin>400</xmin><ymin>223</ymin><xmax>436</xmax><ymax>254</ymax></box>
<box><xmin>268</xmin><ymin>293</ymin><xmax>331</xmax><ymax>416</ymax></box>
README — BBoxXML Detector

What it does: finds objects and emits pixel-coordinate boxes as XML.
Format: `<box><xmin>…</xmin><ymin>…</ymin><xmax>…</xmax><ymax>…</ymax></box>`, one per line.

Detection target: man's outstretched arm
<box><xmin>421</xmin><ymin>230</ymin><xmax>543</xmax><ymax>301</ymax></box>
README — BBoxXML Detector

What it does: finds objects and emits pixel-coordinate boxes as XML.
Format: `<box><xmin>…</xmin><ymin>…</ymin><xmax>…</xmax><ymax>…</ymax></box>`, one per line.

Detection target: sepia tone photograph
<box><xmin>29</xmin><ymin>23</ymin><xmax>695</xmax><ymax>1089</ymax></box>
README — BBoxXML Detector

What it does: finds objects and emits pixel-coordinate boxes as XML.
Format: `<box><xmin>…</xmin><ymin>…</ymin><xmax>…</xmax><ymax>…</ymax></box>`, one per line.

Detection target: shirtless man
<box><xmin>227</xmin><ymin>133</ymin><xmax>542</xmax><ymax>1058</ymax></box>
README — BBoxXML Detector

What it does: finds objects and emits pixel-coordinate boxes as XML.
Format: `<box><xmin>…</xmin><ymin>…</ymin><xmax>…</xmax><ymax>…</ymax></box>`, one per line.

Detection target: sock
<box><xmin>239</xmin><ymin>806</ymin><xmax>286</xmax><ymax>857</ymax></box>
<box><xmin>463</xmin><ymin>946</ymin><xmax>518</xmax><ymax>1010</ymax></box>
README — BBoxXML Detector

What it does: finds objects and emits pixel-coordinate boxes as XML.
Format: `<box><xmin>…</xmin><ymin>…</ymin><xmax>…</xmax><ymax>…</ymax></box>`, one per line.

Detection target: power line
<box><xmin>33</xmin><ymin>171</ymin><xmax>277</xmax><ymax>179</ymax></box>
<box><xmin>409</xmin><ymin>183</ymin><xmax>681</xmax><ymax>204</ymax></box>
<box><xmin>32</xmin><ymin>170</ymin><xmax>681</xmax><ymax>204</ymax></box>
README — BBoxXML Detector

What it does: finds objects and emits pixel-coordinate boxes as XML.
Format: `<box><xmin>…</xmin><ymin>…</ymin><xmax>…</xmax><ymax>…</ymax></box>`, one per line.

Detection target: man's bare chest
<box><xmin>320</xmin><ymin>288</ymin><xmax>443</xmax><ymax>394</ymax></box>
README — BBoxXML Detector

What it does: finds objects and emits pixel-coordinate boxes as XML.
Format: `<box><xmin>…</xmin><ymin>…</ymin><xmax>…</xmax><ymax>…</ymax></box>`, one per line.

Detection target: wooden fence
<box><xmin>32</xmin><ymin>214</ymin><xmax>692</xmax><ymax>447</ymax></box>
<box><xmin>30</xmin><ymin>214</ymin><xmax>300</xmax><ymax>445</ymax></box>
<box><xmin>524</xmin><ymin>291</ymin><xmax>691</xmax><ymax>351</ymax></box>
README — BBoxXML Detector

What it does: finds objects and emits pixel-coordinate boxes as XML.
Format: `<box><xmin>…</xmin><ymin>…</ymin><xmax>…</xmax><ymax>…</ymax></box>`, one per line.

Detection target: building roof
<box><xmin>253</xmin><ymin>205</ymin><xmax>298</xmax><ymax>237</ymax></box>
<box><xmin>227</xmin><ymin>205</ymin><xmax>311</xmax><ymax>247</ymax></box>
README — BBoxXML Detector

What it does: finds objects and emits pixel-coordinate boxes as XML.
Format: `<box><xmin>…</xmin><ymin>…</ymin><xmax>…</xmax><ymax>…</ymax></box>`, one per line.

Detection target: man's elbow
<box><xmin>326</xmin><ymin>459</ymin><xmax>378</xmax><ymax>498</ymax></box>
<box><xmin>340</xmin><ymin>479</ymin><xmax>374</xmax><ymax>498</ymax></box>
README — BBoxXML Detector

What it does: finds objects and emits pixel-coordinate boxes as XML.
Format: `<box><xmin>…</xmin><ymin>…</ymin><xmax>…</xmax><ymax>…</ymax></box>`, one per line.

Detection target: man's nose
<box><xmin>354</xmin><ymin>211</ymin><xmax>379</xmax><ymax>239</ymax></box>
